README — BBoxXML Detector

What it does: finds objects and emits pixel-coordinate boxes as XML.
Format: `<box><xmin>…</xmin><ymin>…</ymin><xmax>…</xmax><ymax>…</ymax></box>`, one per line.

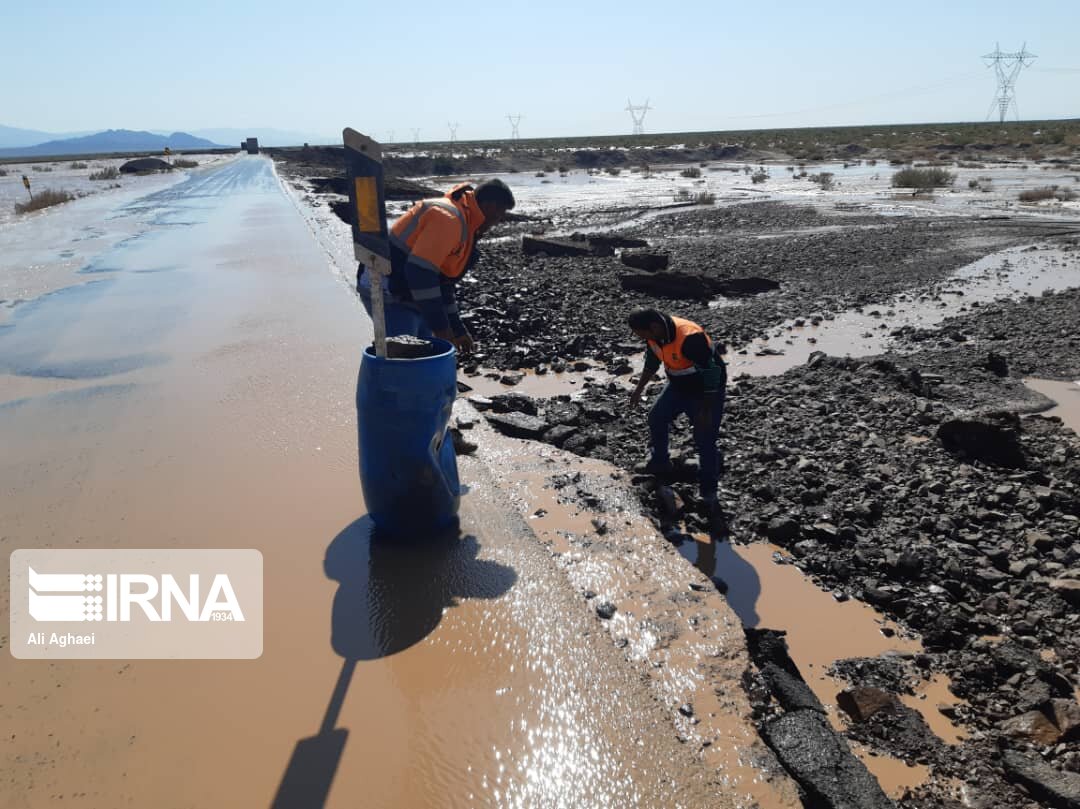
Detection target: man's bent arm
<box><xmin>441</xmin><ymin>284</ymin><xmax>468</xmax><ymax>337</ymax></box>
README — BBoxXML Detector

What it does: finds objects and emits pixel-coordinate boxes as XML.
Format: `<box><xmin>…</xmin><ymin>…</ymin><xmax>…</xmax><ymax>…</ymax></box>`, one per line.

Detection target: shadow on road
<box><xmin>269</xmin><ymin>515</ymin><xmax>517</xmax><ymax>809</ymax></box>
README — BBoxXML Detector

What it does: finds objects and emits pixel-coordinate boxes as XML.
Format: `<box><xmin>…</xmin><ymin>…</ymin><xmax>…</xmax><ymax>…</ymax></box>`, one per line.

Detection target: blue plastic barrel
<box><xmin>356</xmin><ymin>339</ymin><xmax>460</xmax><ymax>535</ymax></box>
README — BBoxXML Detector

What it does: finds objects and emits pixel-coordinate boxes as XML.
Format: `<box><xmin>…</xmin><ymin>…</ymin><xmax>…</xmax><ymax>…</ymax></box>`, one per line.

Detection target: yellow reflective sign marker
<box><xmin>354</xmin><ymin>177</ymin><xmax>380</xmax><ymax>233</ymax></box>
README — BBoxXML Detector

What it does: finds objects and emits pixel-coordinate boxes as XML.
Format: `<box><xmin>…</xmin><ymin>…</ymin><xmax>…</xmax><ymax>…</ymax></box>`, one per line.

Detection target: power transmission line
<box><xmin>983</xmin><ymin>43</ymin><xmax>1037</xmax><ymax>123</ymax></box>
<box><xmin>625</xmin><ymin>98</ymin><xmax>651</xmax><ymax>135</ymax></box>
<box><xmin>506</xmin><ymin>114</ymin><xmax>523</xmax><ymax>141</ymax></box>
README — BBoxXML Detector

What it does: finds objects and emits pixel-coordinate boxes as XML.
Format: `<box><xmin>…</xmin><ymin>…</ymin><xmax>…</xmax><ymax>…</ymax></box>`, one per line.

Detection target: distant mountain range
<box><xmin>0</xmin><ymin>125</ymin><xmax>339</xmax><ymax>158</ymax></box>
<box><xmin>0</xmin><ymin>129</ymin><xmax>224</xmax><ymax>158</ymax></box>
<box><xmin>0</xmin><ymin>124</ymin><xmax>85</xmax><ymax>149</ymax></box>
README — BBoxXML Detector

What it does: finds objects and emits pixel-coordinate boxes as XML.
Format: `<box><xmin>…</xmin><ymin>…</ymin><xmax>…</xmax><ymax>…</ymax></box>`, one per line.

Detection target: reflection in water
<box><xmin>271</xmin><ymin>517</ymin><xmax>517</xmax><ymax>809</ymax></box>
<box><xmin>324</xmin><ymin>516</ymin><xmax>517</xmax><ymax>660</ymax></box>
<box><xmin>684</xmin><ymin>537</ymin><xmax>762</xmax><ymax>627</ymax></box>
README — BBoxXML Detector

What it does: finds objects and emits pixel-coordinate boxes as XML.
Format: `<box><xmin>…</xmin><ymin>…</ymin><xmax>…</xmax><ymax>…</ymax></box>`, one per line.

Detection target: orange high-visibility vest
<box><xmin>648</xmin><ymin>317</ymin><xmax>712</xmax><ymax>376</ymax></box>
<box><xmin>389</xmin><ymin>183</ymin><xmax>483</xmax><ymax>279</ymax></box>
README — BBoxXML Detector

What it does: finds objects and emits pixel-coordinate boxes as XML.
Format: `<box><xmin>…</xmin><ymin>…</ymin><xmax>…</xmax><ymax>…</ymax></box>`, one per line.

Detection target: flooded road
<box><xmin>0</xmin><ymin>157</ymin><xmax>721</xmax><ymax>808</ymax></box>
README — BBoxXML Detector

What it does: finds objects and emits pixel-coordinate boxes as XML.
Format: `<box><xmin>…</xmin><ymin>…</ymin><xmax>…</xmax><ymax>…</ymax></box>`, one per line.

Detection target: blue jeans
<box><xmin>648</xmin><ymin>383</ymin><xmax>726</xmax><ymax>501</ymax></box>
<box><xmin>358</xmin><ymin>286</ymin><xmax>433</xmax><ymax>340</ymax></box>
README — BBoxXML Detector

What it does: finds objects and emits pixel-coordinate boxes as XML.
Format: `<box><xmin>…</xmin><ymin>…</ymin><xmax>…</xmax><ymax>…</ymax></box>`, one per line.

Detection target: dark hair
<box><xmin>475</xmin><ymin>178</ymin><xmax>515</xmax><ymax>210</ymax></box>
<box><xmin>627</xmin><ymin>308</ymin><xmax>664</xmax><ymax>330</ymax></box>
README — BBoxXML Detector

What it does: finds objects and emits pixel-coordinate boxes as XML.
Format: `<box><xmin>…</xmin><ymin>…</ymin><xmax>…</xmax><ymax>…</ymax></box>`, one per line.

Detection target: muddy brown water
<box><xmin>0</xmin><ymin>158</ymin><xmax>726</xmax><ymax>808</ymax></box>
<box><xmin>1024</xmin><ymin>377</ymin><xmax>1080</xmax><ymax>435</ymax></box>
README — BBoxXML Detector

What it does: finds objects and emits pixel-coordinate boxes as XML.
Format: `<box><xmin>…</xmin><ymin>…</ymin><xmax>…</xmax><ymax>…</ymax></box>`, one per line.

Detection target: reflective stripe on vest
<box><xmin>648</xmin><ymin>317</ymin><xmax>711</xmax><ymax>376</ymax></box>
<box><xmin>389</xmin><ymin>196</ymin><xmax>470</xmax><ymax>276</ymax></box>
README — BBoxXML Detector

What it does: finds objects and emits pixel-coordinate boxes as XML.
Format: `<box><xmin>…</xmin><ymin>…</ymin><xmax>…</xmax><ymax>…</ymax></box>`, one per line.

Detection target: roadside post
<box><xmin>343</xmin><ymin>128</ymin><xmax>389</xmax><ymax>358</ymax></box>
<box><xmin>22</xmin><ymin>174</ymin><xmax>32</xmax><ymax>200</ymax></box>
<box><xmin>345</xmin><ymin>127</ymin><xmax>461</xmax><ymax>535</ymax></box>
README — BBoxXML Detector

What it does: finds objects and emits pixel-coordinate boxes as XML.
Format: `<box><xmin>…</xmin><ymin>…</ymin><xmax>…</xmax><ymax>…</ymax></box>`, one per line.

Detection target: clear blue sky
<box><xmin>4</xmin><ymin>0</ymin><xmax>1077</xmax><ymax>141</ymax></box>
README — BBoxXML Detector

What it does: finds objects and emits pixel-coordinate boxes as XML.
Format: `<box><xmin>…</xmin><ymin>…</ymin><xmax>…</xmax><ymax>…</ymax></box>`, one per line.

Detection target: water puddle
<box><xmin>851</xmin><ymin>742</ymin><xmax>930</xmax><ymax>799</ymax></box>
<box><xmin>680</xmin><ymin>539</ymin><xmax>966</xmax><ymax>763</ymax></box>
<box><xmin>461</xmin><ymin>363</ymin><xmax>608</xmax><ymax>399</ymax></box>
<box><xmin>899</xmin><ymin>673</ymin><xmax>968</xmax><ymax>745</ymax></box>
<box><xmin>727</xmin><ymin>244</ymin><xmax>1080</xmax><ymax>377</ymax></box>
<box><xmin>1024</xmin><ymin>378</ymin><xmax>1080</xmax><ymax>434</ymax></box>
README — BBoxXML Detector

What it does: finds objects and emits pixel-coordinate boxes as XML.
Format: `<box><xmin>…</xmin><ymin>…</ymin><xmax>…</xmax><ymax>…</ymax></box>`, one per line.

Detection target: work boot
<box><xmin>642</xmin><ymin>457</ymin><xmax>674</xmax><ymax>478</ymax></box>
<box><xmin>450</xmin><ymin>427</ymin><xmax>477</xmax><ymax>455</ymax></box>
<box><xmin>702</xmin><ymin>497</ymin><xmax>728</xmax><ymax>537</ymax></box>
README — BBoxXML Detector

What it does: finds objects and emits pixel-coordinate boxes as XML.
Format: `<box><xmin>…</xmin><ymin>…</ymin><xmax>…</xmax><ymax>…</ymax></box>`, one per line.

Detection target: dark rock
<box><xmin>620</xmin><ymin>251</ymin><xmax>670</xmax><ymax>272</ymax></box>
<box><xmin>761</xmin><ymin>710</ymin><xmax>895</xmax><ymax>809</ymax></box>
<box><xmin>543</xmin><ymin>400</ymin><xmax>582</xmax><ymax>426</ymax></box>
<box><xmin>936</xmin><ymin>414</ymin><xmax>1026</xmax><ymax>469</ymax></box>
<box><xmin>713</xmin><ymin>277</ymin><xmax>781</xmax><ymax>297</ymax></box>
<box><xmin>1016</xmin><ymin>678</ymin><xmax>1053</xmax><ymax>711</ymax></box>
<box><xmin>450</xmin><ymin>427</ymin><xmax>477</xmax><ymax>455</ymax></box>
<box><xmin>490</xmin><ymin>392</ymin><xmax>538</xmax><ymax>415</ymax></box>
<box><xmin>985</xmin><ymin>351</ymin><xmax>1009</xmax><ymax>376</ymax></box>
<box><xmin>837</xmin><ymin>687</ymin><xmax>900</xmax><ymax>723</ymax></box>
<box><xmin>999</xmin><ymin>710</ymin><xmax>1062</xmax><ymax>745</ymax></box>
<box><xmin>119</xmin><ymin>157</ymin><xmax>173</xmax><ymax>174</ymax></box>
<box><xmin>862</xmin><ymin>586</ymin><xmax>894</xmax><ymax>607</ymax></box>
<box><xmin>1049</xmin><ymin>699</ymin><xmax>1080</xmax><ymax>741</ymax></box>
<box><xmin>484</xmin><ymin>412</ymin><xmax>550</xmax><ymax>439</ymax></box>
<box><xmin>1001</xmin><ymin>750</ymin><xmax>1080</xmax><ymax>808</ymax></box>
<box><xmin>542</xmin><ymin>424</ymin><xmax>579</xmax><ymax>447</ymax></box>
<box><xmin>1028</xmin><ymin>530</ymin><xmax>1057</xmax><ymax>552</ymax></box>
<box><xmin>576</xmin><ymin>233</ymin><xmax>649</xmax><ymax>250</ymax></box>
<box><xmin>595</xmin><ymin>601</ymin><xmax>616</xmax><ymax>620</ymax></box>
<box><xmin>766</xmin><ymin>517</ymin><xmax>800</xmax><ymax>542</ymax></box>
<box><xmin>385</xmin><ymin>335</ymin><xmax>438</xmax><ymax>358</ymax></box>
<box><xmin>522</xmin><ymin>235</ymin><xmax>594</xmax><ymax>257</ymax></box>
<box><xmin>1049</xmin><ymin>578</ymin><xmax>1080</xmax><ymax>606</ymax></box>
<box><xmin>619</xmin><ymin>272</ymin><xmax>713</xmax><ymax>299</ymax></box>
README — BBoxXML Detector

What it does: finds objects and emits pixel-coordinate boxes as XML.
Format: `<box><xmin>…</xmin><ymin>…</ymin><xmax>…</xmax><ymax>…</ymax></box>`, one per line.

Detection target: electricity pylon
<box><xmin>983</xmin><ymin>43</ymin><xmax>1036</xmax><ymax>123</ymax></box>
<box><xmin>507</xmin><ymin>114</ymin><xmax>523</xmax><ymax>141</ymax></box>
<box><xmin>626</xmin><ymin>98</ymin><xmax>651</xmax><ymax>135</ymax></box>
<box><xmin>448</xmin><ymin>122</ymin><xmax>459</xmax><ymax>144</ymax></box>
<box><xmin>412</xmin><ymin>128</ymin><xmax>421</xmax><ymax>148</ymax></box>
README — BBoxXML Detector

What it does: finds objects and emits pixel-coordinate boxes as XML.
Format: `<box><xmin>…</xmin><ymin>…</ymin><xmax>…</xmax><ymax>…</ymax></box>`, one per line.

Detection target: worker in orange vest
<box><xmin>357</xmin><ymin>179</ymin><xmax>514</xmax><ymax>353</ymax></box>
<box><xmin>628</xmin><ymin>309</ymin><xmax>728</xmax><ymax>526</ymax></box>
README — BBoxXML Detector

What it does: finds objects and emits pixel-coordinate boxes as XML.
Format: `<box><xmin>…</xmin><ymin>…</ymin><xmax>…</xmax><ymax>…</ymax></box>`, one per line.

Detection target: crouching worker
<box><xmin>357</xmin><ymin>179</ymin><xmax>515</xmax><ymax>354</ymax></box>
<box><xmin>627</xmin><ymin>309</ymin><xmax>728</xmax><ymax>526</ymax></box>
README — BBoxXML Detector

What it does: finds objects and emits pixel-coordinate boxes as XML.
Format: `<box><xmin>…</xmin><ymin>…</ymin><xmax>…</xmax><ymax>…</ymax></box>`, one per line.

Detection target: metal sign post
<box><xmin>343</xmin><ymin>128</ymin><xmax>391</xmax><ymax>358</ymax></box>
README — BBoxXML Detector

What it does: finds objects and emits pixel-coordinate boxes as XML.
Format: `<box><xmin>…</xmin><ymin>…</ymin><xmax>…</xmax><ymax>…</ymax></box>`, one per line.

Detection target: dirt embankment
<box><xmin>456</xmin><ymin>204</ymin><xmax>1080</xmax><ymax>808</ymax></box>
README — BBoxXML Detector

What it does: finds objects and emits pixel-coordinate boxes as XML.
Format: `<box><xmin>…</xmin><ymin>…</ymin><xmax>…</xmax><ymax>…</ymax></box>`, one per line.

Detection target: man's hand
<box><xmin>453</xmin><ymin>332</ymin><xmax>475</xmax><ymax>355</ymax></box>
